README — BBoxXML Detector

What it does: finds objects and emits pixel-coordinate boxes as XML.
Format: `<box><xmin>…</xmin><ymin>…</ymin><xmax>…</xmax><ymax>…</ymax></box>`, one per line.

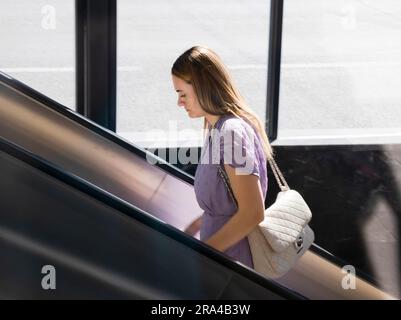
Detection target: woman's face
<box><xmin>172</xmin><ymin>75</ymin><xmax>205</xmax><ymax>118</ymax></box>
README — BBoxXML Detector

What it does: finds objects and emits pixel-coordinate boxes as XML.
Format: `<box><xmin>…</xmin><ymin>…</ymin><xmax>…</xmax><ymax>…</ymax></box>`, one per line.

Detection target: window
<box><xmin>279</xmin><ymin>0</ymin><xmax>401</xmax><ymax>145</ymax></box>
<box><xmin>117</xmin><ymin>0</ymin><xmax>270</xmax><ymax>148</ymax></box>
<box><xmin>0</xmin><ymin>0</ymin><xmax>75</xmax><ymax>109</ymax></box>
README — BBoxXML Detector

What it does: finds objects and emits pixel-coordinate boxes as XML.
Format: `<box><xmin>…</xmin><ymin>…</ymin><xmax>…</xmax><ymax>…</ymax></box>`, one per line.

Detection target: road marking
<box><xmin>2</xmin><ymin>61</ymin><xmax>401</xmax><ymax>74</ymax></box>
<box><xmin>228</xmin><ymin>64</ymin><xmax>267</xmax><ymax>70</ymax></box>
<box><xmin>0</xmin><ymin>67</ymin><xmax>74</xmax><ymax>73</ymax></box>
<box><xmin>118</xmin><ymin>66</ymin><xmax>142</xmax><ymax>71</ymax></box>
<box><xmin>224</xmin><ymin>61</ymin><xmax>401</xmax><ymax>70</ymax></box>
<box><xmin>282</xmin><ymin>61</ymin><xmax>401</xmax><ymax>69</ymax></box>
<box><xmin>0</xmin><ymin>66</ymin><xmax>142</xmax><ymax>73</ymax></box>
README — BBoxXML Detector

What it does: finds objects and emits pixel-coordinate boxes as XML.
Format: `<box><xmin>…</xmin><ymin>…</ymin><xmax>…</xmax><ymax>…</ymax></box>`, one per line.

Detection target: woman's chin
<box><xmin>187</xmin><ymin>112</ymin><xmax>201</xmax><ymax>119</ymax></box>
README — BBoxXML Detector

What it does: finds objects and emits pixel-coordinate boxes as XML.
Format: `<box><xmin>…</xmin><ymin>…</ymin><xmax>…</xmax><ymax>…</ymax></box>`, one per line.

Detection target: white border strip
<box><xmin>274</xmin><ymin>128</ymin><xmax>401</xmax><ymax>146</ymax></box>
<box><xmin>118</xmin><ymin>128</ymin><xmax>401</xmax><ymax>148</ymax></box>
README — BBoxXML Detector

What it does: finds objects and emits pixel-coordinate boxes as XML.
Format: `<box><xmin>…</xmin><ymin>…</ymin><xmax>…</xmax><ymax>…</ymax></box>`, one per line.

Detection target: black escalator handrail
<box><xmin>0</xmin><ymin>71</ymin><xmax>194</xmax><ymax>185</ymax></box>
<box><xmin>0</xmin><ymin>136</ymin><xmax>305</xmax><ymax>300</ymax></box>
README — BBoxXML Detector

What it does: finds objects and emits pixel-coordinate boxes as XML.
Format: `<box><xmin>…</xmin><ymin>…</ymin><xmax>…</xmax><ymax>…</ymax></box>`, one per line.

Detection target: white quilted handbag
<box><xmin>218</xmin><ymin>157</ymin><xmax>315</xmax><ymax>279</ymax></box>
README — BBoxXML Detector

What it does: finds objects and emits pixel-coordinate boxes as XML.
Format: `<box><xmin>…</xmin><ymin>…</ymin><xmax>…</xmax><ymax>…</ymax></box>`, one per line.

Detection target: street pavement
<box><xmin>1</xmin><ymin>0</ymin><xmax>400</xmax><ymax>147</ymax></box>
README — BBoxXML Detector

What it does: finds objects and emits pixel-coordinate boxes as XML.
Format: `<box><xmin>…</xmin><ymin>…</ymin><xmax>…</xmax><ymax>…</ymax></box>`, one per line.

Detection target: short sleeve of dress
<box><xmin>215</xmin><ymin>118</ymin><xmax>260</xmax><ymax>177</ymax></box>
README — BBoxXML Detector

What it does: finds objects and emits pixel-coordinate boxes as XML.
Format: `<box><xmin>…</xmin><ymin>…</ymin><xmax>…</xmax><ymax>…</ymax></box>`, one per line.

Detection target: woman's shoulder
<box><xmin>218</xmin><ymin>115</ymin><xmax>264</xmax><ymax>175</ymax></box>
<box><xmin>219</xmin><ymin>115</ymin><xmax>256</xmax><ymax>138</ymax></box>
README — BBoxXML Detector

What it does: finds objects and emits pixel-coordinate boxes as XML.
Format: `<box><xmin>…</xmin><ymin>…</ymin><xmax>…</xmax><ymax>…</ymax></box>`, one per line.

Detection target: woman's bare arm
<box><xmin>184</xmin><ymin>216</ymin><xmax>202</xmax><ymax>236</ymax></box>
<box><xmin>205</xmin><ymin>164</ymin><xmax>264</xmax><ymax>252</ymax></box>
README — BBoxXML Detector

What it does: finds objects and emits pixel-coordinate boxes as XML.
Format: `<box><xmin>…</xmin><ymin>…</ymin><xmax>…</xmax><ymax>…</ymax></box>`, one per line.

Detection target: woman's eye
<box><xmin>180</xmin><ymin>95</ymin><xmax>186</xmax><ymax>98</ymax></box>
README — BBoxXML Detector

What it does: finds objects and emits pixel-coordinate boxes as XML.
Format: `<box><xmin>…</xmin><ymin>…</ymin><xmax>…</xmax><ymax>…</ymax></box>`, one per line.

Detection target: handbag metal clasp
<box><xmin>294</xmin><ymin>235</ymin><xmax>304</xmax><ymax>253</ymax></box>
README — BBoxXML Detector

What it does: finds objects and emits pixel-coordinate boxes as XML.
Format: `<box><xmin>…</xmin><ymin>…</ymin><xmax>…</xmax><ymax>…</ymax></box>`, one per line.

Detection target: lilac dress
<box><xmin>194</xmin><ymin>114</ymin><xmax>268</xmax><ymax>268</ymax></box>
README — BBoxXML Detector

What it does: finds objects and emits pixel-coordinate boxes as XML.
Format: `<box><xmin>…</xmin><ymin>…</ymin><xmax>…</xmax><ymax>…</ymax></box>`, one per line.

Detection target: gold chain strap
<box><xmin>267</xmin><ymin>157</ymin><xmax>290</xmax><ymax>191</ymax></box>
<box><xmin>212</xmin><ymin>119</ymin><xmax>290</xmax><ymax>204</ymax></box>
<box><xmin>218</xmin><ymin>165</ymin><xmax>237</xmax><ymax>204</ymax></box>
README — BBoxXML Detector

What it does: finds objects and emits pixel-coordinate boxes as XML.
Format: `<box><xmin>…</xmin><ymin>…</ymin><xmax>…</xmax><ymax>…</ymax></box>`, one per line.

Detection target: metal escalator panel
<box><xmin>0</xmin><ymin>138</ymin><xmax>296</xmax><ymax>299</ymax></box>
<box><xmin>0</xmin><ymin>72</ymin><xmax>201</xmax><ymax>232</ymax></box>
<box><xmin>0</xmin><ymin>73</ymin><xmax>394</xmax><ymax>299</ymax></box>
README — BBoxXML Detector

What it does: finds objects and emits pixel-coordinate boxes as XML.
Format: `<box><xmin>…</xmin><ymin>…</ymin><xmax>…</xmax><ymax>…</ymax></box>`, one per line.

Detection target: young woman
<box><xmin>171</xmin><ymin>46</ymin><xmax>275</xmax><ymax>268</ymax></box>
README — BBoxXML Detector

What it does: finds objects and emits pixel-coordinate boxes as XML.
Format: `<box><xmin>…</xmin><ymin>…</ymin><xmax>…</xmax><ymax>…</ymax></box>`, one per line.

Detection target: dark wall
<box><xmin>155</xmin><ymin>144</ymin><xmax>401</xmax><ymax>298</ymax></box>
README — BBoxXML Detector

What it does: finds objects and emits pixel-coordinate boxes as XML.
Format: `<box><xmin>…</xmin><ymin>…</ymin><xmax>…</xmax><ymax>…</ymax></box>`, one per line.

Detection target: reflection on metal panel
<box><xmin>0</xmin><ymin>81</ymin><xmax>200</xmax><ymax>229</ymax></box>
<box><xmin>275</xmin><ymin>251</ymin><xmax>394</xmax><ymax>300</ymax></box>
<box><xmin>0</xmin><ymin>150</ymin><xmax>283</xmax><ymax>299</ymax></box>
<box><xmin>146</xmin><ymin>174</ymin><xmax>203</xmax><ymax>230</ymax></box>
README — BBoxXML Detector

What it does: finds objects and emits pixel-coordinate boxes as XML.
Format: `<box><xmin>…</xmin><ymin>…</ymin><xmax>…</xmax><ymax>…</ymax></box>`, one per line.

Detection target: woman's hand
<box><xmin>184</xmin><ymin>216</ymin><xmax>202</xmax><ymax>236</ymax></box>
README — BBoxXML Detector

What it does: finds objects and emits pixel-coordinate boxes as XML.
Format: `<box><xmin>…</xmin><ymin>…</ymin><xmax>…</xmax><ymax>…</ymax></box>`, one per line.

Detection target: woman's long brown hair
<box><xmin>172</xmin><ymin>45</ymin><xmax>274</xmax><ymax>160</ymax></box>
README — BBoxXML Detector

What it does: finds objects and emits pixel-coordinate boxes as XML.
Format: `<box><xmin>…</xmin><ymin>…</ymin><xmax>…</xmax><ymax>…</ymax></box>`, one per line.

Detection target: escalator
<box><xmin>0</xmin><ymin>72</ymin><xmax>394</xmax><ymax>299</ymax></box>
<box><xmin>0</xmin><ymin>137</ymin><xmax>297</xmax><ymax>299</ymax></box>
